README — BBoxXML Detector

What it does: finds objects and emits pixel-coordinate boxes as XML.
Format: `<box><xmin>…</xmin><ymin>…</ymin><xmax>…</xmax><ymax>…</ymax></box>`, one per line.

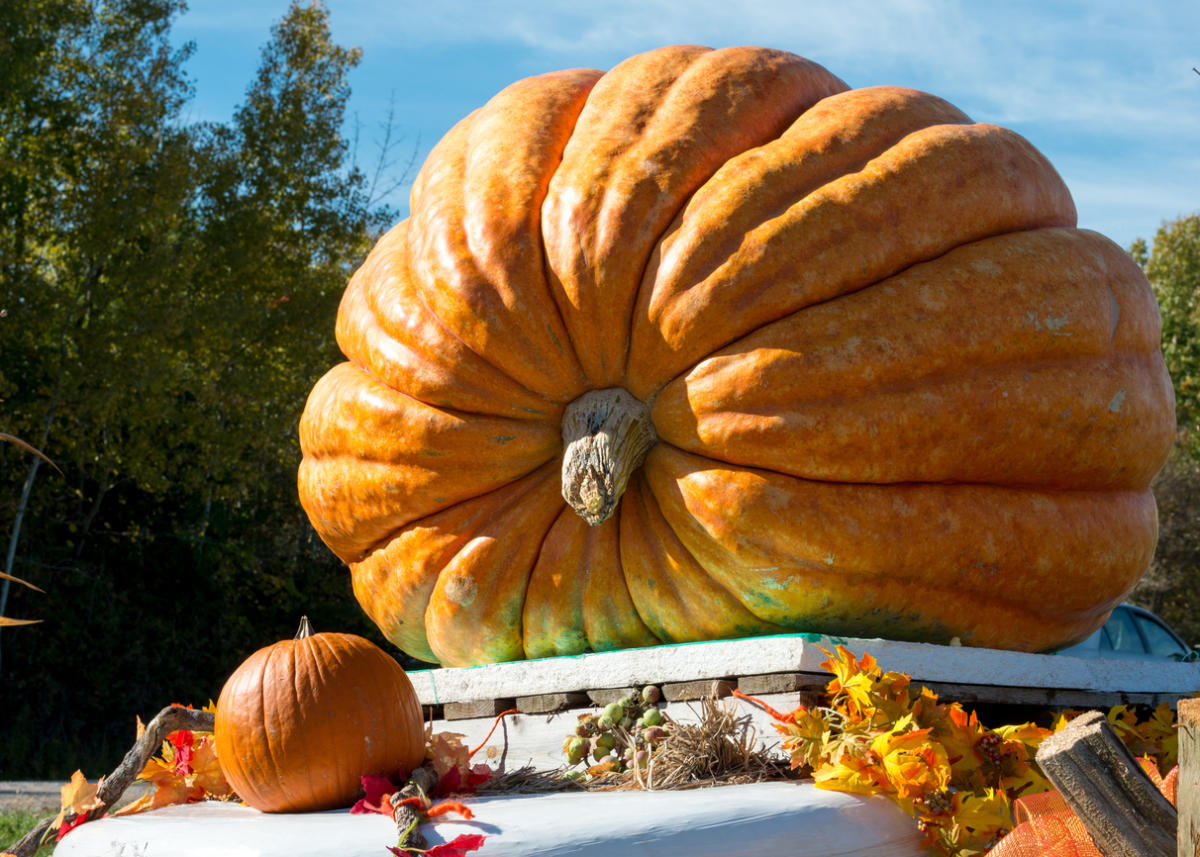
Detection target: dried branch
<box><xmin>8</xmin><ymin>704</ymin><xmax>214</xmax><ymax>857</ymax></box>
<box><xmin>389</xmin><ymin>764</ymin><xmax>439</xmax><ymax>854</ymax></box>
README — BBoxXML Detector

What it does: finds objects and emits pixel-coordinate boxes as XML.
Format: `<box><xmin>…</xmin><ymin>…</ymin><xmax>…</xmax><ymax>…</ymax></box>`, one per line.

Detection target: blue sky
<box><xmin>172</xmin><ymin>1</ymin><xmax>1198</xmax><ymax>250</ymax></box>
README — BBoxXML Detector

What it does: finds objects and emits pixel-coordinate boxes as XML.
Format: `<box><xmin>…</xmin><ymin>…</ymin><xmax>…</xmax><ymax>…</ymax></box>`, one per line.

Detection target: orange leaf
<box><xmin>53</xmin><ymin>771</ymin><xmax>103</xmax><ymax>830</ymax></box>
<box><xmin>427</xmin><ymin>732</ymin><xmax>471</xmax><ymax>779</ymax></box>
<box><xmin>190</xmin><ymin>736</ymin><xmax>233</xmax><ymax>798</ymax></box>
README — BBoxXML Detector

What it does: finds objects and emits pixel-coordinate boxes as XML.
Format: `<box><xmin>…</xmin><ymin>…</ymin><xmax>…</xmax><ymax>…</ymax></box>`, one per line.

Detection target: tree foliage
<box><xmin>0</xmin><ymin>0</ymin><xmax>409</xmax><ymax>777</ymax></box>
<box><xmin>1129</xmin><ymin>213</ymin><xmax>1200</xmax><ymax>645</ymax></box>
<box><xmin>1131</xmin><ymin>214</ymin><xmax>1200</xmax><ymax>457</ymax></box>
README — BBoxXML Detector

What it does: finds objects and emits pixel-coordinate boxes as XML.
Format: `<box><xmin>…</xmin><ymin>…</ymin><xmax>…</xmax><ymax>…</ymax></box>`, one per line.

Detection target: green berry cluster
<box><xmin>561</xmin><ymin>685</ymin><xmax>670</xmax><ymax>778</ymax></box>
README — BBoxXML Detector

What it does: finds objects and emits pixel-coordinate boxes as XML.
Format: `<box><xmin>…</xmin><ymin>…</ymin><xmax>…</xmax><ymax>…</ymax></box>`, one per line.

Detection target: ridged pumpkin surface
<box><xmin>214</xmin><ymin>627</ymin><xmax>425</xmax><ymax>812</ymax></box>
<box><xmin>298</xmin><ymin>45</ymin><xmax>1175</xmax><ymax>667</ymax></box>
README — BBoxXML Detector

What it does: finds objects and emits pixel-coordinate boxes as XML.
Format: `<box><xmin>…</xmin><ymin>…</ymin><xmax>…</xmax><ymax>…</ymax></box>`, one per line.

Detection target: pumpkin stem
<box><xmin>295</xmin><ymin>616</ymin><xmax>315</xmax><ymax>639</ymax></box>
<box><xmin>561</xmin><ymin>388</ymin><xmax>656</xmax><ymax>526</ymax></box>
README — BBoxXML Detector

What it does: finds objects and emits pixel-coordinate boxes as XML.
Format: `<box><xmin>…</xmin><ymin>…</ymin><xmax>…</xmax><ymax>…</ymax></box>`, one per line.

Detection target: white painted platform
<box><xmin>407</xmin><ymin>633</ymin><xmax>1200</xmax><ymax>772</ymax></box>
<box><xmin>54</xmin><ymin>782</ymin><xmax>927</xmax><ymax>857</ymax></box>
<box><xmin>408</xmin><ymin>633</ymin><xmax>1200</xmax><ymax>707</ymax></box>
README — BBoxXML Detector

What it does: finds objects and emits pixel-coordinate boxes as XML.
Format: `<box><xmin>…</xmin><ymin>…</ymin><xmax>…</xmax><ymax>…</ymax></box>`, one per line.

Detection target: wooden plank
<box><xmin>920</xmin><ymin>681</ymin><xmax>1183</xmax><ymax>710</ymax></box>
<box><xmin>587</xmin><ymin>687</ymin><xmax>639</xmax><ymax>706</ymax></box>
<box><xmin>443</xmin><ymin>697</ymin><xmax>516</xmax><ymax>721</ymax></box>
<box><xmin>1036</xmin><ymin>710</ymin><xmax>1175</xmax><ymax>857</ymax></box>
<box><xmin>663</xmin><ymin>678</ymin><xmax>736</xmax><ymax>701</ymax></box>
<box><xmin>407</xmin><ymin>634</ymin><xmax>1200</xmax><ymax>707</ymax></box>
<box><xmin>516</xmin><ymin>692</ymin><xmax>590</xmax><ymax>714</ymax></box>
<box><xmin>738</xmin><ymin>672</ymin><xmax>827</xmax><ymax>696</ymax></box>
<box><xmin>1178</xmin><ymin>697</ymin><xmax>1200</xmax><ymax>857</ymax></box>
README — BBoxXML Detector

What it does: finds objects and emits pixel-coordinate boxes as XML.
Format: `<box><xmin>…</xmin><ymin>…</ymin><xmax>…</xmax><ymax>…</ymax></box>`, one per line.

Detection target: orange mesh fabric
<box><xmin>987</xmin><ymin>760</ymin><xmax>1177</xmax><ymax>856</ymax></box>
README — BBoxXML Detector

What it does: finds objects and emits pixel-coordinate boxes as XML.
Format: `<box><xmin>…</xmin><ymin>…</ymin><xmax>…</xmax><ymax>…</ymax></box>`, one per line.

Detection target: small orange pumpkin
<box><xmin>214</xmin><ymin>617</ymin><xmax>425</xmax><ymax>813</ymax></box>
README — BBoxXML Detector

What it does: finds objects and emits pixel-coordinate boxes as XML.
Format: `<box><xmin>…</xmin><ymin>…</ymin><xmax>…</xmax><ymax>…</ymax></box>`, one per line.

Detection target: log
<box><xmin>1035</xmin><ymin>709</ymin><xmax>1176</xmax><ymax>857</ymax></box>
<box><xmin>1178</xmin><ymin>697</ymin><xmax>1200</xmax><ymax>857</ymax></box>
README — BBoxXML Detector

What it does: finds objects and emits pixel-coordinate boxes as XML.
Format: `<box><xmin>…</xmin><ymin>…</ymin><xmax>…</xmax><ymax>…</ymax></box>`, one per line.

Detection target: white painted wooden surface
<box><xmin>408</xmin><ymin>633</ymin><xmax>1200</xmax><ymax>706</ymax></box>
<box><xmin>54</xmin><ymin>782</ymin><xmax>927</xmax><ymax>857</ymax></box>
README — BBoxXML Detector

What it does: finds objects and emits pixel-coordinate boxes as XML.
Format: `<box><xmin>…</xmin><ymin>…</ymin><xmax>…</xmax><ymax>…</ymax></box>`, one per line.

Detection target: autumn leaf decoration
<box><xmin>51</xmin><ymin>771</ymin><xmax>106</xmax><ymax>841</ymax></box>
<box><xmin>735</xmin><ymin>645</ymin><xmax>1182</xmax><ymax>857</ymax></box>
<box><xmin>116</xmin><ymin>709</ymin><xmax>234</xmax><ymax>814</ymax></box>
<box><xmin>351</xmin><ymin>773</ymin><xmax>484</xmax><ymax>857</ymax></box>
<box><xmin>350</xmin><ymin>725</ymin><xmax>502</xmax><ymax>856</ymax></box>
<box><xmin>50</xmin><ymin>701</ymin><xmax>235</xmax><ymax>844</ymax></box>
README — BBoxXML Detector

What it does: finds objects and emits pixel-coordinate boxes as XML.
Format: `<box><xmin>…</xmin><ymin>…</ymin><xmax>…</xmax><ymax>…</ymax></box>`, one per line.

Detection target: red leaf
<box><xmin>350</xmin><ymin>774</ymin><xmax>400</xmax><ymax>815</ymax></box>
<box><xmin>434</xmin><ymin>765</ymin><xmax>462</xmax><ymax>796</ymax></box>
<box><xmin>425</xmin><ymin>833</ymin><xmax>487</xmax><ymax>857</ymax></box>
<box><xmin>169</xmin><ymin>730</ymin><xmax>195</xmax><ymax>776</ymax></box>
<box><xmin>56</xmin><ymin>812</ymin><xmax>105</xmax><ymax>842</ymax></box>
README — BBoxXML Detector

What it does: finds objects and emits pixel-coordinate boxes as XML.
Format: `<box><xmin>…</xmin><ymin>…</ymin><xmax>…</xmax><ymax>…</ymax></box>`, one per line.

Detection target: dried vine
<box><xmin>8</xmin><ymin>704</ymin><xmax>214</xmax><ymax>857</ymax></box>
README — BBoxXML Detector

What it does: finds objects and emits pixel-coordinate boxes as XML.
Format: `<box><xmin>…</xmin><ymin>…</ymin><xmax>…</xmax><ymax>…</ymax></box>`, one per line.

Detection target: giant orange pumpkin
<box><xmin>297</xmin><ymin>45</ymin><xmax>1175</xmax><ymax>667</ymax></box>
<box><xmin>214</xmin><ymin>618</ymin><xmax>425</xmax><ymax>812</ymax></box>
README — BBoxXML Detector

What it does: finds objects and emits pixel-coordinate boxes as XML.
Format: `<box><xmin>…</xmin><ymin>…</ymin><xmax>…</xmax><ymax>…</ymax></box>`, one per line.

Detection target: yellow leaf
<box><xmin>813</xmin><ymin>754</ymin><xmax>890</xmax><ymax>796</ymax></box>
<box><xmin>0</xmin><ymin>617</ymin><xmax>41</xmax><ymax>626</ymax></box>
<box><xmin>954</xmin><ymin>787</ymin><xmax>1012</xmax><ymax>834</ymax></box>
<box><xmin>53</xmin><ymin>770</ymin><xmax>103</xmax><ymax>828</ymax></box>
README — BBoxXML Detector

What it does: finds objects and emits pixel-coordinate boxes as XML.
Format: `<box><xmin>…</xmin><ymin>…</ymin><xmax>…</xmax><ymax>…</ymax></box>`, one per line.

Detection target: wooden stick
<box><xmin>1178</xmin><ymin>697</ymin><xmax>1200</xmax><ymax>857</ymax></box>
<box><xmin>1035</xmin><ymin>709</ymin><xmax>1176</xmax><ymax>857</ymax></box>
<box><xmin>7</xmin><ymin>704</ymin><xmax>214</xmax><ymax>857</ymax></box>
<box><xmin>389</xmin><ymin>764</ymin><xmax>439</xmax><ymax>853</ymax></box>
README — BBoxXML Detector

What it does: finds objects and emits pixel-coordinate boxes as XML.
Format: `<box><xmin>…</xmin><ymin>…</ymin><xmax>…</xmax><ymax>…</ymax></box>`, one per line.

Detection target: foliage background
<box><xmin>0</xmin><ymin>0</ymin><xmax>1197</xmax><ymax>782</ymax></box>
<box><xmin>0</xmin><ymin>0</ymin><xmax>423</xmax><ymax>779</ymax></box>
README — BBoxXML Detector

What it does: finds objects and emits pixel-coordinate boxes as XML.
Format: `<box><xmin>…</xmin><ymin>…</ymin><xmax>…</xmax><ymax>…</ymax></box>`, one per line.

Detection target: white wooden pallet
<box><xmin>410</xmin><ymin>632</ymin><xmax>1200</xmax><ymax>770</ymax></box>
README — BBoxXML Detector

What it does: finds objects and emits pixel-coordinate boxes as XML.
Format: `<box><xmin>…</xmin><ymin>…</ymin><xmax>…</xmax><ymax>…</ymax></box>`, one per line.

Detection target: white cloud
<box><xmin>177</xmin><ymin>0</ymin><xmax>1199</xmax><ymax>241</ymax></box>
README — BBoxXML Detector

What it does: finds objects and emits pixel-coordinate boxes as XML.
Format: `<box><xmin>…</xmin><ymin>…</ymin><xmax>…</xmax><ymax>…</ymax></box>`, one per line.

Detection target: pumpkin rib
<box><xmin>618</xmin><ymin>471</ymin><xmax>786</xmax><ymax>644</ymax></box>
<box><xmin>654</xmin><ymin>350</ymin><xmax>1173</xmax><ymax>492</ymax></box>
<box><xmin>543</xmin><ymin>45</ymin><xmax>848</xmax><ymax>388</ymax></box>
<box><xmin>647</xmin><ymin>226</ymin><xmax>1165</xmax><ymax>436</ymax></box>
<box><xmin>626</xmin><ymin>121</ymin><xmax>1077</xmax><ymax>399</ymax></box>
<box><xmin>289</xmin><ymin>641</ymin><xmax>320</xmax><ymax>811</ymax></box>
<box><xmin>523</xmin><ymin>508</ymin><xmax>660</xmax><ymax>659</ymax></box>
<box><xmin>351</xmin><ymin>462</ymin><xmax>566</xmax><ymax>662</ymax></box>
<box><xmin>340</xmin><ymin>221</ymin><xmax>563</xmax><ymax>420</ymax></box>
<box><xmin>644</xmin><ymin>444</ymin><xmax>1157</xmax><ymax>651</ymax></box>
<box><xmin>623</xmin><ymin>86</ymin><xmax>973</xmax><ymax>367</ymax></box>
<box><xmin>299</xmin><ymin>361</ymin><xmax>561</xmax><ymax>564</ymax></box>
<box><xmin>581</xmin><ymin>509</ymin><xmax>660</xmax><ymax>653</ymax></box>
<box><xmin>257</xmin><ymin>645</ymin><xmax>283</xmax><ymax>810</ymax></box>
<box><xmin>423</xmin><ymin>460</ymin><xmax>567</xmax><ymax>666</ymax></box>
<box><xmin>406</xmin><ymin>69</ymin><xmax>603</xmax><ymax>403</ymax></box>
<box><xmin>458</xmin><ymin>69</ymin><xmax>601</xmax><ymax>399</ymax></box>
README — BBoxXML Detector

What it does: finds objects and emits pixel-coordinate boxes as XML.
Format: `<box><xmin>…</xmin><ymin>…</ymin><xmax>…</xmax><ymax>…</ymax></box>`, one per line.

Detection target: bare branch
<box><xmin>8</xmin><ymin>705</ymin><xmax>216</xmax><ymax>857</ymax></box>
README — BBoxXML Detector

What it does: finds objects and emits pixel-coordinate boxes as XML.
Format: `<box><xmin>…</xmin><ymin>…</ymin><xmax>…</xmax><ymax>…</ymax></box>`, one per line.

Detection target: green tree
<box><xmin>1131</xmin><ymin>214</ymin><xmax>1200</xmax><ymax>457</ymax></box>
<box><xmin>0</xmin><ymin>0</ymin><xmax>406</xmax><ymax>777</ymax></box>
<box><xmin>0</xmin><ymin>0</ymin><xmax>199</xmax><ymax>671</ymax></box>
<box><xmin>1129</xmin><ymin>213</ymin><xmax>1200</xmax><ymax>644</ymax></box>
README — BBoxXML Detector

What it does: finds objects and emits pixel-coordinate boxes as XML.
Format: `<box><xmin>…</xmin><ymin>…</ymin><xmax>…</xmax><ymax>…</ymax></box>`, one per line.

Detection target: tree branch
<box><xmin>7</xmin><ymin>705</ymin><xmax>215</xmax><ymax>857</ymax></box>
